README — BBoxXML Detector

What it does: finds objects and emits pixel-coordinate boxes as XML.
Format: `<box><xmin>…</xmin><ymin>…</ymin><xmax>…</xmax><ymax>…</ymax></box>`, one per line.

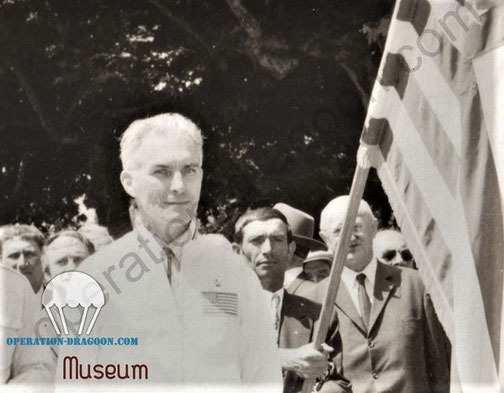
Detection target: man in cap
<box><xmin>273</xmin><ymin>203</ymin><xmax>326</xmax><ymax>294</ymax></box>
<box><xmin>373</xmin><ymin>228</ymin><xmax>416</xmax><ymax>269</ymax></box>
<box><xmin>53</xmin><ymin>113</ymin><xmax>281</xmax><ymax>391</ymax></box>
<box><xmin>303</xmin><ymin>250</ymin><xmax>333</xmax><ymax>283</ymax></box>
<box><xmin>309</xmin><ymin>195</ymin><xmax>450</xmax><ymax>393</ymax></box>
<box><xmin>233</xmin><ymin>207</ymin><xmax>351</xmax><ymax>393</ymax></box>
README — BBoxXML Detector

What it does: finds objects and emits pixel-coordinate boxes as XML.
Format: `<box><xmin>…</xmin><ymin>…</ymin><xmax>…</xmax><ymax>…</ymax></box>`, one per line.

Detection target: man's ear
<box><xmin>232</xmin><ymin>243</ymin><xmax>242</xmax><ymax>255</ymax></box>
<box><xmin>120</xmin><ymin>170</ymin><xmax>136</xmax><ymax>198</ymax></box>
<box><xmin>370</xmin><ymin>216</ymin><xmax>378</xmax><ymax>238</ymax></box>
<box><xmin>288</xmin><ymin>241</ymin><xmax>296</xmax><ymax>260</ymax></box>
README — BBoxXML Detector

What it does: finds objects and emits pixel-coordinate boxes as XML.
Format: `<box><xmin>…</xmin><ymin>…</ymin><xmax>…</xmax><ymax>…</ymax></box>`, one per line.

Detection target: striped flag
<box><xmin>361</xmin><ymin>0</ymin><xmax>504</xmax><ymax>391</ymax></box>
<box><xmin>202</xmin><ymin>291</ymin><xmax>239</xmax><ymax>316</ymax></box>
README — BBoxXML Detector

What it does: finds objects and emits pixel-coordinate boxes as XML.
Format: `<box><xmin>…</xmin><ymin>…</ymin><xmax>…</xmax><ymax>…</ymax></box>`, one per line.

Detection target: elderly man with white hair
<box><xmin>53</xmin><ymin>113</ymin><xmax>282</xmax><ymax>392</ymax></box>
<box><xmin>309</xmin><ymin>195</ymin><xmax>450</xmax><ymax>393</ymax></box>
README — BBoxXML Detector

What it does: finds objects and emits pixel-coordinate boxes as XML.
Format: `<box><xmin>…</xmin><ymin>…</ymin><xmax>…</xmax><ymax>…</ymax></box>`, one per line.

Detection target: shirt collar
<box><xmin>135</xmin><ymin>219</ymin><xmax>198</xmax><ymax>262</ymax></box>
<box><xmin>269</xmin><ymin>287</ymin><xmax>284</xmax><ymax>315</ymax></box>
<box><xmin>265</xmin><ymin>287</ymin><xmax>285</xmax><ymax>304</ymax></box>
<box><xmin>342</xmin><ymin>258</ymin><xmax>377</xmax><ymax>289</ymax></box>
<box><xmin>273</xmin><ymin>287</ymin><xmax>285</xmax><ymax>303</ymax></box>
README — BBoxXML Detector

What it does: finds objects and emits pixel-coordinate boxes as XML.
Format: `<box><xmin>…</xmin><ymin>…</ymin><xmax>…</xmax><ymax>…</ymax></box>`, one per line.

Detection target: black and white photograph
<box><xmin>1</xmin><ymin>1</ymin><xmax>503</xmax><ymax>393</ymax></box>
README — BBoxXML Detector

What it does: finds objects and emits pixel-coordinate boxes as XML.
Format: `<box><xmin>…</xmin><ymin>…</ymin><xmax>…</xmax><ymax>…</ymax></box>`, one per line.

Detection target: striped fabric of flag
<box><xmin>202</xmin><ymin>291</ymin><xmax>238</xmax><ymax>316</ymax></box>
<box><xmin>361</xmin><ymin>0</ymin><xmax>504</xmax><ymax>391</ymax></box>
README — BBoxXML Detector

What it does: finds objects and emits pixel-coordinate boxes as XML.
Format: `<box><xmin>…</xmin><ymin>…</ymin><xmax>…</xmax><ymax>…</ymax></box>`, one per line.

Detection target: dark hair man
<box><xmin>272</xmin><ymin>203</ymin><xmax>326</xmax><ymax>294</ymax></box>
<box><xmin>234</xmin><ymin>207</ymin><xmax>351</xmax><ymax>393</ymax></box>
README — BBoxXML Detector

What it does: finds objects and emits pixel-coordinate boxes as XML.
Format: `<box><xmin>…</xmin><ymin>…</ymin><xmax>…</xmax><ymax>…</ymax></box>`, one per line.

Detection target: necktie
<box><xmin>271</xmin><ymin>293</ymin><xmax>281</xmax><ymax>331</ymax></box>
<box><xmin>164</xmin><ymin>247</ymin><xmax>175</xmax><ymax>285</ymax></box>
<box><xmin>356</xmin><ymin>273</ymin><xmax>371</xmax><ymax>330</ymax></box>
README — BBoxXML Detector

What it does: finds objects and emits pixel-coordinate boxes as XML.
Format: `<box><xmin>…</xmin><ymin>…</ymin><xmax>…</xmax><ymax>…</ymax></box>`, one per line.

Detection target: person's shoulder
<box><xmin>197</xmin><ymin>233</ymin><xmax>234</xmax><ymax>250</ymax></box>
<box><xmin>1</xmin><ymin>264</ymin><xmax>30</xmax><ymax>288</ymax></box>
<box><xmin>377</xmin><ymin>262</ymin><xmax>427</xmax><ymax>301</ymax></box>
<box><xmin>284</xmin><ymin>291</ymin><xmax>322</xmax><ymax>321</ymax></box>
<box><xmin>187</xmin><ymin>233</ymin><xmax>261</xmax><ymax>285</ymax></box>
<box><xmin>188</xmin><ymin>233</ymin><xmax>243</xmax><ymax>266</ymax></box>
<box><xmin>301</xmin><ymin>276</ymin><xmax>331</xmax><ymax>304</ymax></box>
<box><xmin>382</xmin><ymin>262</ymin><xmax>424</xmax><ymax>287</ymax></box>
<box><xmin>79</xmin><ymin>230</ymin><xmax>137</xmax><ymax>274</ymax></box>
<box><xmin>288</xmin><ymin>276</ymin><xmax>317</xmax><ymax>297</ymax></box>
<box><xmin>1</xmin><ymin>265</ymin><xmax>34</xmax><ymax>328</ymax></box>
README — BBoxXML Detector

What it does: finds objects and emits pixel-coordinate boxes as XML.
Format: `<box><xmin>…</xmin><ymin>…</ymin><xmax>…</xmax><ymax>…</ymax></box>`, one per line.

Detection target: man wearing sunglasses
<box><xmin>373</xmin><ymin>229</ymin><xmax>417</xmax><ymax>269</ymax></box>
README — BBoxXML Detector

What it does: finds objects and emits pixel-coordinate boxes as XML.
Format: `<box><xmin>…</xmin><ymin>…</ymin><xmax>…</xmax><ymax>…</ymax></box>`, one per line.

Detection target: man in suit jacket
<box><xmin>233</xmin><ymin>207</ymin><xmax>351</xmax><ymax>393</ymax></box>
<box><xmin>310</xmin><ymin>195</ymin><xmax>450</xmax><ymax>393</ymax></box>
<box><xmin>52</xmin><ymin>113</ymin><xmax>282</xmax><ymax>392</ymax></box>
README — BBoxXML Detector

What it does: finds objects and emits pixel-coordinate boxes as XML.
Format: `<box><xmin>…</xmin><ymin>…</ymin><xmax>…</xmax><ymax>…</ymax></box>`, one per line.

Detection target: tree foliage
<box><xmin>0</xmin><ymin>0</ymin><xmax>394</xmax><ymax>238</ymax></box>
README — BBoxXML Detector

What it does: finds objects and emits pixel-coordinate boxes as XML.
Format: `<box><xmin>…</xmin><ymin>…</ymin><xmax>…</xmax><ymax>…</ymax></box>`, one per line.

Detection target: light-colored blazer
<box><xmin>54</xmin><ymin>228</ymin><xmax>282</xmax><ymax>391</ymax></box>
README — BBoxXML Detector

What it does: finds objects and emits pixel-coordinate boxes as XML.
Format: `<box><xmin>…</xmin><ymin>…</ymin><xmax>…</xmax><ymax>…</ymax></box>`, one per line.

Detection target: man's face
<box><xmin>121</xmin><ymin>131</ymin><xmax>203</xmax><ymax>241</ymax></box>
<box><xmin>239</xmin><ymin>218</ymin><xmax>295</xmax><ymax>291</ymax></box>
<box><xmin>374</xmin><ymin>231</ymin><xmax>414</xmax><ymax>268</ymax></box>
<box><xmin>45</xmin><ymin>235</ymin><xmax>91</xmax><ymax>277</ymax></box>
<box><xmin>320</xmin><ymin>210</ymin><xmax>376</xmax><ymax>272</ymax></box>
<box><xmin>2</xmin><ymin>237</ymin><xmax>44</xmax><ymax>292</ymax></box>
<box><xmin>304</xmin><ymin>260</ymin><xmax>331</xmax><ymax>283</ymax></box>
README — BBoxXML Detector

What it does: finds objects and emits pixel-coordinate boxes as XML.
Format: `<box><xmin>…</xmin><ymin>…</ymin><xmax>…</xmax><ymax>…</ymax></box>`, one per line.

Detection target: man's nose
<box><xmin>391</xmin><ymin>251</ymin><xmax>403</xmax><ymax>264</ymax></box>
<box><xmin>18</xmin><ymin>253</ymin><xmax>27</xmax><ymax>265</ymax></box>
<box><xmin>170</xmin><ymin>171</ymin><xmax>186</xmax><ymax>193</ymax></box>
<box><xmin>261</xmin><ymin>238</ymin><xmax>273</xmax><ymax>254</ymax></box>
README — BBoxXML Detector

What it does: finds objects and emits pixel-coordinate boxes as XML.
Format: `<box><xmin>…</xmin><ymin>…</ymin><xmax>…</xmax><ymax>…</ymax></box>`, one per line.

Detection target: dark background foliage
<box><xmin>0</xmin><ymin>0</ymin><xmax>395</xmax><ymax>239</ymax></box>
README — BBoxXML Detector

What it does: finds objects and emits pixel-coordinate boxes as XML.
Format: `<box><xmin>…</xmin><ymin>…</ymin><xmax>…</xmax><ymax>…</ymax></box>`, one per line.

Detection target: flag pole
<box><xmin>301</xmin><ymin>142</ymin><xmax>377</xmax><ymax>393</ymax></box>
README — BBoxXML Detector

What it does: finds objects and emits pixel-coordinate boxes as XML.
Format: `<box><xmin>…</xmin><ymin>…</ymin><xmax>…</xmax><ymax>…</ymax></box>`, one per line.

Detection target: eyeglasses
<box><xmin>381</xmin><ymin>249</ymin><xmax>413</xmax><ymax>262</ymax></box>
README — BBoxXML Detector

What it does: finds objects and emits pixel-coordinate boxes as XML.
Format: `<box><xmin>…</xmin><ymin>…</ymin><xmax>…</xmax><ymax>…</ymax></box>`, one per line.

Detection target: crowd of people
<box><xmin>0</xmin><ymin>223</ymin><xmax>113</xmax><ymax>295</ymax></box>
<box><xmin>1</xmin><ymin>113</ymin><xmax>449</xmax><ymax>393</ymax></box>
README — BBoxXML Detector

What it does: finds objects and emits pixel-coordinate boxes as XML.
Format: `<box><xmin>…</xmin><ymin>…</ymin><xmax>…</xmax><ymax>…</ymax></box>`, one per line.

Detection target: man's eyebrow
<box><xmin>151</xmin><ymin>163</ymin><xmax>200</xmax><ymax>169</ymax></box>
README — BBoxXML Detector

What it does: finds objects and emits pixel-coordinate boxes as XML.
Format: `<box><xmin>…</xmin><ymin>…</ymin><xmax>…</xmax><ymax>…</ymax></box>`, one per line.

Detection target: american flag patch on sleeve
<box><xmin>202</xmin><ymin>291</ymin><xmax>238</xmax><ymax>316</ymax></box>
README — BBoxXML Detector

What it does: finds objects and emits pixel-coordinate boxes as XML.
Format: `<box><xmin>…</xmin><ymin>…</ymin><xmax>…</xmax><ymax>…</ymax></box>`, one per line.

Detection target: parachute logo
<box><xmin>42</xmin><ymin>271</ymin><xmax>105</xmax><ymax>335</ymax></box>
